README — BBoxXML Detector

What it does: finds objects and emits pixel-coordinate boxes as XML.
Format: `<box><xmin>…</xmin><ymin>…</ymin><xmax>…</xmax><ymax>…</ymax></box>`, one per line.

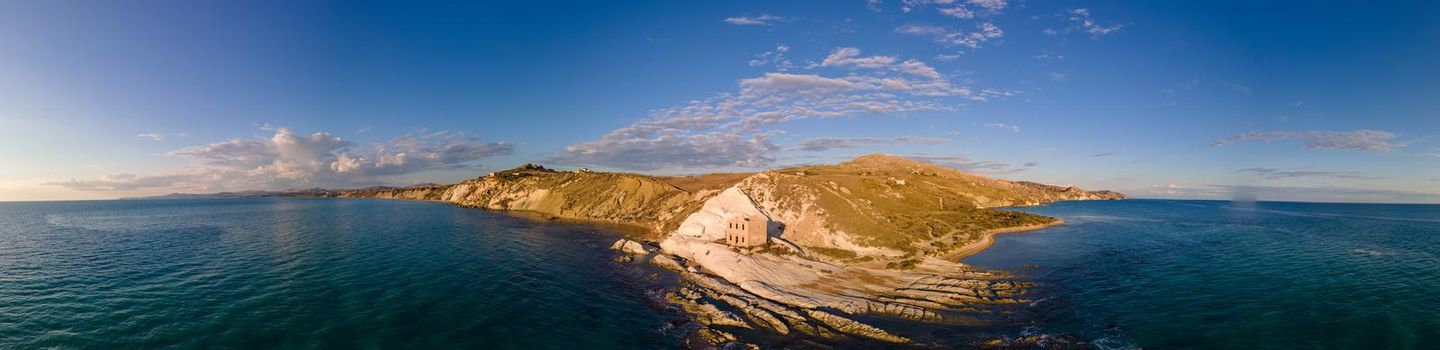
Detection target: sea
<box><xmin>0</xmin><ymin>198</ymin><xmax>680</xmax><ymax>348</ymax></box>
<box><xmin>968</xmin><ymin>199</ymin><xmax>1440</xmax><ymax>349</ymax></box>
<box><xmin>1</xmin><ymin>198</ymin><xmax>1436</xmax><ymax>349</ymax></box>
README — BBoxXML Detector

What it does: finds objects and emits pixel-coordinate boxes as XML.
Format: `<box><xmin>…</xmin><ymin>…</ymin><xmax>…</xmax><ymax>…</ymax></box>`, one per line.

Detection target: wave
<box><xmin>1351</xmin><ymin>248</ymin><xmax>1394</xmax><ymax>257</ymax></box>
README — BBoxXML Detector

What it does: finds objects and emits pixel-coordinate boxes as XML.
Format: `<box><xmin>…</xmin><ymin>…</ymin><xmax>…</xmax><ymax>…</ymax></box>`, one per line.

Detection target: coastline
<box><xmin>149</xmin><ymin>157</ymin><xmax>1123</xmax><ymax>347</ymax></box>
<box><xmin>944</xmin><ymin>219</ymin><xmax>1067</xmax><ymax>261</ymax></box>
<box><xmin>500</xmin><ymin>209</ymin><xmax>660</xmax><ymax>240</ymax></box>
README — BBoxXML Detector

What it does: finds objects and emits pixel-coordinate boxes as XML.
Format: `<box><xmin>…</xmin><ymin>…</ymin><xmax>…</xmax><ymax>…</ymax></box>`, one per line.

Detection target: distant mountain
<box><xmin>128</xmin><ymin>187</ymin><xmax>361</xmax><ymax>199</ymax></box>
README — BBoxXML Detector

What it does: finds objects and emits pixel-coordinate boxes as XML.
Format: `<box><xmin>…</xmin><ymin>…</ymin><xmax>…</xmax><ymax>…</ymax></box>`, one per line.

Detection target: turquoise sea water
<box><xmin>968</xmin><ymin>200</ymin><xmax>1440</xmax><ymax>349</ymax></box>
<box><xmin>0</xmin><ymin>198</ymin><xmax>678</xmax><ymax>349</ymax></box>
<box><xmin>2</xmin><ymin>198</ymin><xmax>1437</xmax><ymax>349</ymax></box>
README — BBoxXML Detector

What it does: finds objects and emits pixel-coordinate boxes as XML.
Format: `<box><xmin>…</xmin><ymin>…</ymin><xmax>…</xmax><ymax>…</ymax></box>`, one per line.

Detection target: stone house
<box><xmin>723</xmin><ymin>214</ymin><xmax>769</xmax><ymax>247</ymax></box>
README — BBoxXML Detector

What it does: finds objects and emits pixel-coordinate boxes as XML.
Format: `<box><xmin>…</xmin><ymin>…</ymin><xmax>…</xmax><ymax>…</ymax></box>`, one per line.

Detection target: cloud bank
<box><xmin>793</xmin><ymin>136</ymin><xmax>949</xmax><ymax>152</ymax></box>
<box><xmin>552</xmin><ymin>47</ymin><xmax>991</xmax><ymax>171</ymax></box>
<box><xmin>724</xmin><ymin>14</ymin><xmax>786</xmax><ymax>26</ymax></box>
<box><xmin>49</xmin><ymin>127</ymin><xmax>511</xmax><ymax>192</ymax></box>
<box><xmin>1237</xmin><ymin>168</ymin><xmax>1383</xmax><ymax>180</ymax></box>
<box><xmin>1212</xmin><ymin>129</ymin><xmax>1405</xmax><ymax>152</ymax></box>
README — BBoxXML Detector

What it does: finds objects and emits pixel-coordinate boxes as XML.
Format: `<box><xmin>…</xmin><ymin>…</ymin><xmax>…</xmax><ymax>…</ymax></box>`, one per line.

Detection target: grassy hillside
<box><xmin>734</xmin><ymin>155</ymin><xmax>1087</xmax><ymax>259</ymax></box>
<box><xmin>331</xmin><ymin>155</ymin><xmax>1122</xmax><ymax>260</ymax></box>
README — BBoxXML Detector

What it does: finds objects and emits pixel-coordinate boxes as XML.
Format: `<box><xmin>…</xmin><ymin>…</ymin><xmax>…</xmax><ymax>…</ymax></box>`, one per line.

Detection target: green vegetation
<box><xmin>885</xmin><ymin>259</ymin><xmax>921</xmax><ymax>270</ymax></box>
<box><xmin>742</xmin><ymin>154</ymin><xmax>1070</xmax><ymax>255</ymax></box>
<box><xmin>808</xmin><ymin>247</ymin><xmax>859</xmax><ymax>259</ymax></box>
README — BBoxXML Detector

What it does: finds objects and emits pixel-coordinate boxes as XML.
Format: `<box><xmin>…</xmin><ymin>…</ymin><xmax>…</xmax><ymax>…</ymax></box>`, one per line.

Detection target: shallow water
<box><xmin>968</xmin><ymin>200</ymin><xmax>1440</xmax><ymax>349</ymax></box>
<box><xmin>0</xmin><ymin>198</ymin><xmax>678</xmax><ymax>349</ymax></box>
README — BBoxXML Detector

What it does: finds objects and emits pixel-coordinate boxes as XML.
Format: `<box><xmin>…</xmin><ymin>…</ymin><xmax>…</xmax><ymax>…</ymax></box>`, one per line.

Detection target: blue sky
<box><xmin>2</xmin><ymin>0</ymin><xmax>1437</xmax><ymax>202</ymax></box>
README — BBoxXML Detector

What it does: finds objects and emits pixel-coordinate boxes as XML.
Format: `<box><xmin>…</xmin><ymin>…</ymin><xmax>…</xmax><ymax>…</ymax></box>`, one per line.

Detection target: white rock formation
<box><xmin>610</xmin><ymin>239</ymin><xmax>653</xmax><ymax>256</ymax></box>
<box><xmin>656</xmin><ymin>184</ymin><xmax>1025</xmax><ymax>344</ymax></box>
<box><xmin>675</xmin><ymin>187</ymin><xmax>771</xmax><ymax>240</ymax></box>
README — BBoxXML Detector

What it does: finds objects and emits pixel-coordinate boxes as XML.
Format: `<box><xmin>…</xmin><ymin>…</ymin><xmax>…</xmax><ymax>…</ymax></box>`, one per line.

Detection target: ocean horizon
<box><xmin>2</xmin><ymin>198</ymin><xmax>1435</xmax><ymax>348</ymax></box>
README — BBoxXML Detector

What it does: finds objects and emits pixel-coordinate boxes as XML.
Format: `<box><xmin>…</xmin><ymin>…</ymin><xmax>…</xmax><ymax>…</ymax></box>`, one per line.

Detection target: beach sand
<box><xmin>945</xmin><ymin>220</ymin><xmax>1066</xmax><ymax>261</ymax></box>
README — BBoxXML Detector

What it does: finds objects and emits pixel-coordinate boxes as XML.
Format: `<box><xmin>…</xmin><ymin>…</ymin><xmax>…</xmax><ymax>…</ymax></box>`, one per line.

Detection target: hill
<box><xmin>326</xmin><ymin>155</ymin><xmax>1122</xmax><ymax>261</ymax></box>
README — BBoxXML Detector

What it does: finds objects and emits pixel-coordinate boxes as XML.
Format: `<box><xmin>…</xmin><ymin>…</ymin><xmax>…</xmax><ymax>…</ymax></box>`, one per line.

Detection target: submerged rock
<box><xmin>611</xmin><ymin>239</ymin><xmax>654</xmax><ymax>256</ymax></box>
<box><xmin>665</xmin><ymin>291</ymin><xmax>750</xmax><ymax>328</ymax></box>
<box><xmin>805</xmin><ymin>309</ymin><xmax>910</xmax><ymax>343</ymax></box>
<box><xmin>651</xmin><ymin>254</ymin><xmax>685</xmax><ymax>272</ymax></box>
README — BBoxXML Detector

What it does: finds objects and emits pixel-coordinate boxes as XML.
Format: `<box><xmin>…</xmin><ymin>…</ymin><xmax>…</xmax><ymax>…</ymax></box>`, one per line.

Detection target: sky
<box><xmin>1</xmin><ymin>0</ymin><xmax>1438</xmax><ymax>203</ymax></box>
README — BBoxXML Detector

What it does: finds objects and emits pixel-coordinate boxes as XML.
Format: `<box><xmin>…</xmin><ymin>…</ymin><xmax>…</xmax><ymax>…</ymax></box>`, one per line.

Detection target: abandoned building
<box><xmin>723</xmin><ymin>214</ymin><xmax>769</xmax><ymax>247</ymax></box>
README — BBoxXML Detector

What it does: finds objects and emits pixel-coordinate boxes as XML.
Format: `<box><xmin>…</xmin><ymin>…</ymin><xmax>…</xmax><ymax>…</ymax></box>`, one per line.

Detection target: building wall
<box><xmin>724</xmin><ymin>215</ymin><xmax>768</xmax><ymax>247</ymax></box>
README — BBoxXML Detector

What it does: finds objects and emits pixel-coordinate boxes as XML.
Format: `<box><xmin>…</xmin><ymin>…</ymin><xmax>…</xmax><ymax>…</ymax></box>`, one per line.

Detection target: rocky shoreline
<box><xmin>613</xmin><ymin>237</ymin><xmax>1040</xmax><ymax>348</ymax></box>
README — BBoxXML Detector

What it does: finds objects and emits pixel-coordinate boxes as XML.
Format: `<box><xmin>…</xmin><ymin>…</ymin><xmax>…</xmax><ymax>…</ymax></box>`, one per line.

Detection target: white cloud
<box><xmin>44</xmin><ymin>173</ymin><xmax>204</xmax><ymax>191</ymax></box>
<box><xmin>740</xmin><ymin>73</ymin><xmax>863</xmax><ymax>93</ymax></box>
<box><xmin>898</xmin><ymin>0</ymin><xmax>954</xmax><ymax>13</ymax></box>
<box><xmin>1032</xmin><ymin>53</ymin><xmax>1064</xmax><ymax>61</ymax></box>
<box><xmin>984</xmin><ymin>122</ymin><xmax>1021</xmax><ymax>132</ymax></box>
<box><xmin>1237</xmin><ymin>168</ymin><xmax>1383</xmax><ymax>180</ymax></box>
<box><xmin>556</xmin><ymin>128</ymin><xmax>781</xmax><ymax>171</ymax></box>
<box><xmin>904</xmin><ymin>0</ymin><xmax>1006</xmax><ymax>17</ymax></box>
<box><xmin>1212</xmin><ymin>129</ymin><xmax>1406</xmax><ymax>152</ymax></box>
<box><xmin>748</xmin><ymin>44</ymin><xmax>794</xmax><ymax>70</ymax></box>
<box><xmin>939</xmin><ymin>7</ymin><xmax>975</xmax><ymax>19</ymax></box>
<box><xmin>905</xmin><ymin>153</ymin><xmax>1031</xmax><ymax>174</ymax></box>
<box><xmin>896</xmin><ymin>22</ymin><xmax>1004</xmax><ymax>49</ymax></box>
<box><xmin>1228</xmin><ymin>82</ymin><xmax>1254</xmax><ymax>96</ymax></box>
<box><xmin>967</xmin><ymin>0</ymin><xmax>1007</xmax><ymax>11</ymax></box>
<box><xmin>817</xmin><ymin>48</ymin><xmax>941</xmax><ymax>79</ymax></box>
<box><xmin>793</xmin><ymin>136</ymin><xmax>949</xmax><ymax>152</ymax></box>
<box><xmin>1213</xmin><ymin>185</ymin><xmax>1440</xmax><ymax>203</ymax></box>
<box><xmin>821</xmin><ymin>47</ymin><xmax>898</xmax><ymax>69</ymax></box>
<box><xmin>1128</xmin><ymin>183</ymin><xmax>1440</xmax><ymax>203</ymax></box>
<box><xmin>51</xmin><ymin>127</ymin><xmax>511</xmax><ymax>193</ymax></box>
<box><xmin>554</xmin><ymin>48</ymin><xmax>990</xmax><ymax>170</ymax></box>
<box><xmin>136</xmin><ymin>133</ymin><xmax>166</xmax><ymax>141</ymax></box>
<box><xmin>724</xmin><ymin>14</ymin><xmax>786</xmax><ymax>26</ymax></box>
<box><xmin>1050</xmin><ymin>72</ymin><xmax>1067</xmax><ymax>81</ymax></box>
<box><xmin>897</xmin><ymin>59</ymin><xmax>942</xmax><ymax>79</ymax></box>
<box><xmin>1066</xmin><ymin>8</ymin><xmax>1123</xmax><ymax>37</ymax></box>
<box><xmin>896</xmin><ymin>24</ymin><xmax>949</xmax><ymax>36</ymax></box>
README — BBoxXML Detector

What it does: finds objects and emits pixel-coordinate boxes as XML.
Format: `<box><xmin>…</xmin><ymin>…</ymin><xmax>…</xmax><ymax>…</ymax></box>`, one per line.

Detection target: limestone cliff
<box><xmin>335</xmin><ymin>164</ymin><xmax>707</xmax><ymax>235</ymax></box>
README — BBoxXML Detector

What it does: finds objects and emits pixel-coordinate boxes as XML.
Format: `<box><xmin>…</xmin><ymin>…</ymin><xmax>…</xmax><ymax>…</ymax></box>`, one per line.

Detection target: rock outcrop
<box><xmin>650</xmin><ymin>185</ymin><xmax>1039</xmax><ymax>343</ymax></box>
<box><xmin>610</xmin><ymin>239</ymin><xmax>654</xmax><ymax>256</ymax></box>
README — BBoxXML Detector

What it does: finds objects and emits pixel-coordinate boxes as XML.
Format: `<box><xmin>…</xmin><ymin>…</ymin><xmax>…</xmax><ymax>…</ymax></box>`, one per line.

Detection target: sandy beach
<box><xmin>944</xmin><ymin>220</ymin><xmax>1067</xmax><ymax>261</ymax></box>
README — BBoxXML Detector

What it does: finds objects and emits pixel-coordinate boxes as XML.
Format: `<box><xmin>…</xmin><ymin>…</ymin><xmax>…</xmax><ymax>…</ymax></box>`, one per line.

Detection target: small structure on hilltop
<box><xmin>723</xmin><ymin>214</ymin><xmax>769</xmax><ymax>247</ymax></box>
